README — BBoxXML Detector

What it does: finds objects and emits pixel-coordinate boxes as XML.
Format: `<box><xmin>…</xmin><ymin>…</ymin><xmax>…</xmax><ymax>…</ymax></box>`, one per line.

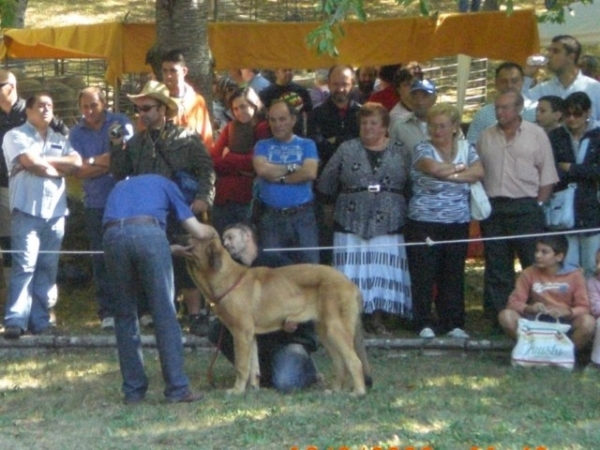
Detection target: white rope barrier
<box><xmin>1</xmin><ymin>226</ymin><xmax>599</xmax><ymax>255</ymax></box>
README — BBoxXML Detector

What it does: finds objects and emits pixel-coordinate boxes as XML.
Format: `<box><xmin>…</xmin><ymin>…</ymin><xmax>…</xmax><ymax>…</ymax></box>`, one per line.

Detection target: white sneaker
<box><xmin>419</xmin><ymin>327</ymin><xmax>435</xmax><ymax>339</ymax></box>
<box><xmin>100</xmin><ymin>317</ymin><xmax>115</xmax><ymax>330</ymax></box>
<box><xmin>447</xmin><ymin>328</ymin><xmax>470</xmax><ymax>339</ymax></box>
<box><xmin>139</xmin><ymin>314</ymin><xmax>154</xmax><ymax>328</ymax></box>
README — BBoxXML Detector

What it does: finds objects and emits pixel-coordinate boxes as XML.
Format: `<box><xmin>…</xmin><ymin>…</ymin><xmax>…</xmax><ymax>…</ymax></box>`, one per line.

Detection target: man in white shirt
<box><xmin>467</xmin><ymin>62</ymin><xmax>536</xmax><ymax>145</ymax></box>
<box><xmin>525</xmin><ymin>34</ymin><xmax>600</xmax><ymax>121</ymax></box>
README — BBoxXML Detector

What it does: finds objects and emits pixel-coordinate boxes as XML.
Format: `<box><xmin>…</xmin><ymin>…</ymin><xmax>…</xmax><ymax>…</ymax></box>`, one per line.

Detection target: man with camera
<box><xmin>70</xmin><ymin>86</ymin><xmax>134</xmax><ymax>330</ymax></box>
<box><xmin>109</xmin><ymin>80</ymin><xmax>215</xmax><ymax>333</ymax></box>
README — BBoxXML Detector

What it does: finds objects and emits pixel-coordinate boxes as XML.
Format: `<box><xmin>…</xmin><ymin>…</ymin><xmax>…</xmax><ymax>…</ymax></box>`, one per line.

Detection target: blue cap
<box><xmin>410</xmin><ymin>79</ymin><xmax>436</xmax><ymax>95</ymax></box>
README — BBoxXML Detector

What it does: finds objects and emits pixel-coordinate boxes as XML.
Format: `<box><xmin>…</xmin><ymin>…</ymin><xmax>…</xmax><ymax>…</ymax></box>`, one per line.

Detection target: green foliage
<box><xmin>307</xmin><ymin>0</ymin><xmax>596</xmax><ymax>56</ymax></box>
<box><xmin>0</xmin><ymin>0</ymin><xmax>17</xmax><ymax>28</ymax></box>
<box><xmin>306</xmin><ymin>0</ymin><xmax>365</xmax><ymax>56</ymax></box>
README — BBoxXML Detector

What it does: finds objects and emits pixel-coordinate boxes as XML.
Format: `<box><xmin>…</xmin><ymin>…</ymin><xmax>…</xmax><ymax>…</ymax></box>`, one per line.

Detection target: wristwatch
<box><xmin>278</xmin><ymin>175</ymin><xmax>286</xmax><ymax>184</ymax></box>
<box><xmin>286</xmin><ymin>163</ymin><xmax>299</xmax><ymax>174</ymax></box>
<box><xmin>88</xmin><ymin>157</ymin><xmax>96</xmax><ymax>166</ymax></box>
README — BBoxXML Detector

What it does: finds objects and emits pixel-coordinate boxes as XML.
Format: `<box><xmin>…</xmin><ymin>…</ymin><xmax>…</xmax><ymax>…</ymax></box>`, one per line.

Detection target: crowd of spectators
<box><xmin>4</xmin><ymin>34</ymin><xmax>600</xmax><ymax>389</ymax></box>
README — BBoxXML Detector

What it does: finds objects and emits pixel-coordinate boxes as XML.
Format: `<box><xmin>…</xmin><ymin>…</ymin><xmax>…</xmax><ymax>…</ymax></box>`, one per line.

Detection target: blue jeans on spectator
<box><xmin>4</xmin><ymin>210</ymin><xmax>64</xmax><ymax>333</ymax></box>
<box><xmin>258</xmin><ymin>204</ymin><xmax>319</xmax><ymax>264</ymax></box>
<box><xmin>85</xmin><ymin>208</ymin><xmax>114</xmax><ymax>319</ymax></box>
<box><xmin>207</xmin><ymin>318</ymin><xmax>319</xmax><ymax>392</ymax></box>
<box><xmin>103</xmin><ymin>222</ymin><xmax>190</xmax><ymax>402</ymax></box>
<box><xmin>565</xmin><ymin>232</ymin><xmax>600</xmax><ymax>279</ymax></box>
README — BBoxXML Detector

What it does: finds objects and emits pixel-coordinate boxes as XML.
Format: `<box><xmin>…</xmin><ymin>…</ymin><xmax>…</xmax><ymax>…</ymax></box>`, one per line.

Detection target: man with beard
<box><xmin>350</xmin><ymin>66</ymin><xmax>377</xmax><ymax>104</ymax></box>
<box><xmin>308</xmin><ymin>65</ymin><xmax>361</xmax><ymax>264</ymax></box>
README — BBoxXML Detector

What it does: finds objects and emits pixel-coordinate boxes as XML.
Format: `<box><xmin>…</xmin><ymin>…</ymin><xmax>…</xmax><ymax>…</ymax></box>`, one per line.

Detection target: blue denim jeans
<box><xmin>258</xmin><ymin>204</ymin><xmax>319</xmax><ymax>264</ymax></box>
<box><xmin>565</xmin><ymin>232</ymin><xmax>600</xmax><ymax>278</ymax></box>
<box><xmin>208</xmin><ymin>319</ymin><xmax>319</xmax><ymax>393</ymax></box>
<box><xmin>85</xmin><ymin>208</ymin><xmax>114</xmax><ymax>319</ymax></box>
<box><xmin>103</xmin><ymin>222</ymin><xmax>190</xmax><ymax>402</ymax></box>
<box><xmin>4</xmin><ymin>210</ymin><xmax>64</xmax><ymax>333</ymax></box>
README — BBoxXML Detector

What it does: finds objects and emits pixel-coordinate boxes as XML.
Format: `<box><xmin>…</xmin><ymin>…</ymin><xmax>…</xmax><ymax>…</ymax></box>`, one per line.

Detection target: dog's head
<box><xmin>185</xmin><ymin>237</ymin><xmax>226</xmax><ymax>273</ymax></box>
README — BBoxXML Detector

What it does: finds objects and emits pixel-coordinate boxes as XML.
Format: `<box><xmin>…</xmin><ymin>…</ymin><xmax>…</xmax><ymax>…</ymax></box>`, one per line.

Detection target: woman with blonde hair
<box><xmin>404</xmin><ymin>103</ymin><xmax>484</xmax><ymax>339</ymax></box>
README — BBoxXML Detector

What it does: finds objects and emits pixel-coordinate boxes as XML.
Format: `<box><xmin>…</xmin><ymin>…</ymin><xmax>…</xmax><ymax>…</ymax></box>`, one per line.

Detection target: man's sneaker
<box><xmin>139</xmin><ymin>314</ymin><xmax>154</xmax><ymax>328</ymax></box>
<box><xmin>447</xmin><ymin>328</ymin><xmax>470</xmax><ymax>339</ymax></box>
<box><xmin>419</xmin><ymin>327</ymin><xmax>435</xmax><ymax>339</ymax></box>
<box><xmin>188</xmin><ymin>314</ymin><xmax>209</xmax><ymax>337</ymax></box>
<box><xmin>3</xmin><ymin>326</ymin><xmax>23</xmax><ymax>339</ymax></box>
<box><xmin>101</xmin><ymin>317</ymin><xmax>115</xmax><ymax>331</ymax></box>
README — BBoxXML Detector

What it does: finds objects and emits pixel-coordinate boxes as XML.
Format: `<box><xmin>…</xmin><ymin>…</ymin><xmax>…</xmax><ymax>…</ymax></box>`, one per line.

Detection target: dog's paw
<box><xmin>226</xmin><ymin>388</ymin><xmax>245</xmax><ymax>395</ymax></box>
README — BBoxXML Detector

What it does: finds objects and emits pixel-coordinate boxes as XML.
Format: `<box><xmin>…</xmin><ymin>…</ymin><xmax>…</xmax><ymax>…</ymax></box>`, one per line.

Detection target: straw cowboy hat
<box><xmin>127</xmin><ymin>80</ymin><xmax>179</xmax><ymax>113</ymax></box>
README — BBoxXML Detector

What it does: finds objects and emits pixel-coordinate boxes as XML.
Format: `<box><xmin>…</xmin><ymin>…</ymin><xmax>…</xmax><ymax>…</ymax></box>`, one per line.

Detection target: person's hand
<box><xmin>222</xmin><ymin>146</ymin><xmax>230</xmax><ymax>157</ymax></box>
<box><xmin>108</xmin><ymin>122</ymin><xmax>125</xmax><ymax>147</ymax></box>
<box><xmin>558</xmin><ymin>162</ymin><xmax>571</xmax><ymax>172</ymax></box>
<box><xmin>191</xmin><ymin>199</ymin><xmax>209</xmax><ymax>214</ymax></box>
<box><xmin>523</xmin><ymin>63</ymin><xmax>541</xmax><ymax>78</ymax></box>
<box><xmin>545</xmin><ymin>307</ymin><xmax>572</xmax><ymax>319</ymax></box>
<box><xmin>283</xmin><ymin>319</ymin><xmax>299</xmax><ymax>333</ymax></box>
<box><xmin>170</xmin><ymin>244</ymin><xmax>193</xmax><ymax>257</ymax></box>
<box><xmin>531</xmin><ymin>302</ymin><xmax>547</xmax><ymax>315</ymax></box>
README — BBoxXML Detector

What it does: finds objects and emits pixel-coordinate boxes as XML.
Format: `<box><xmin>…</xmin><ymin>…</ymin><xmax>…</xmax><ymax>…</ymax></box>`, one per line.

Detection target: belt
<box><xmin>103</xmin><ymin>215</ymin><xmax>159</xmax><ymax>232</ymax></box>
<box><xmin>264</xmin><ymin>201</ymin><xmax>313</xmax><ymax>217</ymax></box>
<box><xmin>342</xmin><ymin>185</ymin><xmax>403</xmax><ymax>194</ymax></box>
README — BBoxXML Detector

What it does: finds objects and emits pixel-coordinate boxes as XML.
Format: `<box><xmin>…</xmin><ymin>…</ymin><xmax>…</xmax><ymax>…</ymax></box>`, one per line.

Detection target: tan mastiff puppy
<box><xmin>185</xmin><ymin>237</ymin><xmax>372</xmax><ymax>395</ymax></box>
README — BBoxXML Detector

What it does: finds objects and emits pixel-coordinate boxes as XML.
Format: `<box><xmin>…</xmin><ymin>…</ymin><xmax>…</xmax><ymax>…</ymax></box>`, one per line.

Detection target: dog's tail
<box><xmin>354</xmin><ymin>290</ymin><xmax>373</xmax><ymax>389</ymax></box>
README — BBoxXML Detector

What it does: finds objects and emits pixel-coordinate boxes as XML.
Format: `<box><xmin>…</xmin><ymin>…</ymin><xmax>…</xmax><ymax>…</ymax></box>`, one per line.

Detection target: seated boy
<box><xmin>498</xmin><ymin>235</ymin><xmax>595</xmax><ymax>350</ymax></box>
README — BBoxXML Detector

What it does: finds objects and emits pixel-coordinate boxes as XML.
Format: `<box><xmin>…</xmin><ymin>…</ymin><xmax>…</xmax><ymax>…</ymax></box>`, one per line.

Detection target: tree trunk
<box><xmin>152</xmin><ymin>0</ymin><xmax>213</xmax><ymax>106</ymax></box>
<box><xmin>1</xmin><ymin>0</ymin><xmax>28</xmax><ymax>28</ymax></box>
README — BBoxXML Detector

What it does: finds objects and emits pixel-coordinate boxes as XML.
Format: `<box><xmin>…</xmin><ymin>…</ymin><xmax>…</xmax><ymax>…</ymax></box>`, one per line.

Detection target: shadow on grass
<box><xmin>1</xmin><ymin>347</ymin><xmax>600</xmax><ymax>449</ymax></box>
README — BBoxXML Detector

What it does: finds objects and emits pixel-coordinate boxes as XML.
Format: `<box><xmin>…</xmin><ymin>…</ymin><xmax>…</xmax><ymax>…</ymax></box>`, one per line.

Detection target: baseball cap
<box><xmin>410</xmin><ymin>79</ymin><xmax>436</xmax><ymax>95</ymax></box>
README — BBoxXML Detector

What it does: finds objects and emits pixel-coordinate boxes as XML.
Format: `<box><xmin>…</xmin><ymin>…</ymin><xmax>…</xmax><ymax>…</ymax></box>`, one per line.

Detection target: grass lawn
<box><xmin>1</xmin><ymin>346</ymin><xmax>600</xmax><ymax>449</ymax></box>
<box><xmin>1</xmin><ymin>260</ymin><xmax>599</xmax><ymax>449</ymax></box>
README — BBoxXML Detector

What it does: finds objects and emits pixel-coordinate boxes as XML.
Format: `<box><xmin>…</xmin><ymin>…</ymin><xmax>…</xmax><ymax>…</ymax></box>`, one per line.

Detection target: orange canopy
<box><xmin>0</xmin><ymin>9</ymin><xmax>540</xmax><ymax>86</ymax></box>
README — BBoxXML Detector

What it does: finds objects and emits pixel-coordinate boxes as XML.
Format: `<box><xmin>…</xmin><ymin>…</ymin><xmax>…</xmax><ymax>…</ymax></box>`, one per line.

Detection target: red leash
<box><xmin>206</xmin><ymin>271</ymin><xmax>246</xmax><ymax>388</ymax></box>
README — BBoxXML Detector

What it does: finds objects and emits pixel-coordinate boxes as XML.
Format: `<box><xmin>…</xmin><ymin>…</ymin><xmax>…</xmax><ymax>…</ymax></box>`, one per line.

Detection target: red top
<box><xmin>210</xmin><ymin>120</ymin><xmax>270</xmax><ymax>205</ymax></box>
<box><xmin>368</xmin><ymin>86</ymin><xmax>400</xmax><ymax>112</ymax></box>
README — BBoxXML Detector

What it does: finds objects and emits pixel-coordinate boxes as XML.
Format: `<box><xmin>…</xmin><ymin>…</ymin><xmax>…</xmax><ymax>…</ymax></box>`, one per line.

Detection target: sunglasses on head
<box><xmin>134</xmin><ymin>104</ymin><xmax>161</xmax><ymax>113</ymax></box>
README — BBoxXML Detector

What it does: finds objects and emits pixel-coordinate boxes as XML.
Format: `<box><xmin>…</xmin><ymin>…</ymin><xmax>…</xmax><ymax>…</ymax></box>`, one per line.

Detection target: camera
<box><xmin>109</xmin><ymin>124</ymin><xmax>123</xmax><ymax>138</ymax></box>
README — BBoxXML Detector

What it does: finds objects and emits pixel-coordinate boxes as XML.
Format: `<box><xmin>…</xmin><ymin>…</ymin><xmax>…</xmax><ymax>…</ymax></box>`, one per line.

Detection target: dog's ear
<box><xmin>207</xmin><ymin>239</ymin><xmax>222</xmax><ymax>272</ymax></box>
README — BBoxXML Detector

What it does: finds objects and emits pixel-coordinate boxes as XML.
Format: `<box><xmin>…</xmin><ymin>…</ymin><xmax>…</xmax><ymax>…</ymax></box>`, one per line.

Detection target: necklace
<box><xmin>147</xmin><ymin>125</ymin><xmax>165</xmax><ymax>158</ymax></box>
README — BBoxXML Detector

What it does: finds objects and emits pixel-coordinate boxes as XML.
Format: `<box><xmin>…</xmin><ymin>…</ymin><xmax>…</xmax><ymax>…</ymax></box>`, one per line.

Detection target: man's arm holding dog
<box><xmin>171</xmin><ymin>220</ymin><xmax>217</xmax><ymax>257</ymax></box>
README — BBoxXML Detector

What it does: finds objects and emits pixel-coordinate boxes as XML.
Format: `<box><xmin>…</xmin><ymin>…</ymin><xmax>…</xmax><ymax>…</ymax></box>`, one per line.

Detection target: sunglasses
<box><xmin>564</xmin><ymin>110</ymin><xmax>585</xmax><ymax>118</ymax></box>
<box><xmin>134</xmin><ymin>104</ymin><xmax>161</xmax><ymax>113</ymax></box>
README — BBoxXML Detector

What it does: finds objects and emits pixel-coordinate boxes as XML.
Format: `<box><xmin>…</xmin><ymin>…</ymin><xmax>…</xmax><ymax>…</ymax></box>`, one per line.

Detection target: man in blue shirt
<box><xmin>103</xmin><ymin>174</ymin><xmax>217</xmax><ymax>404</ymax></box>
<box><xmin>253</xmin><ymin>99</ymin><xmax>319</xmax><ymax>264</ymax></box>
<box><xmin>70</xmin><ymin>86</ymin><xmax>134</xmax><ymax>330</ymax></box>
<box><xmin>2</xmin><ymin>93</ymin><xmax>82</xmax><ymax>338</ymax></box>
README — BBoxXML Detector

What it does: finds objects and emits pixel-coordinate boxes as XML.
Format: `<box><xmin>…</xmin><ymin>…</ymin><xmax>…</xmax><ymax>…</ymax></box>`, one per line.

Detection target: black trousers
<box><xmin>405</xmin><ymin>219</ymin><xmax>470</xmax><ymax>333</ymax></box>
<box><xmin>480</xmin><ymin>197</ymin><xmax>544</xmax><ymax>320</ymax></box>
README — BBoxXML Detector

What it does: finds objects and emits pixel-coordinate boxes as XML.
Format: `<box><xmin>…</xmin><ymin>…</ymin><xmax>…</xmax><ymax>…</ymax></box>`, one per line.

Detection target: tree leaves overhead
<box><xmin>307</xmin><ymin>0</ymin><xmax>595</xmax><ymax>56</ymax></box>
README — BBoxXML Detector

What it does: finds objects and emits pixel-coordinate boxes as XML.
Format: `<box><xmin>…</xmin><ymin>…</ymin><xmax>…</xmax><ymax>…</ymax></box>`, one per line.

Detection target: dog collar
<box><xmin>210</xmin><ymin>271</ymin><xmax>246</xmax><ymax>304</ymax></box>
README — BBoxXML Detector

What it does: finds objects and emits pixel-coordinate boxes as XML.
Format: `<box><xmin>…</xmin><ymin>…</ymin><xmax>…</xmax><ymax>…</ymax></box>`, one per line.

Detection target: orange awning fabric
<box><xmin>0</xmin><ymin>9</ymin><xmax>539</xmax><ymax>86</ymax></box>
<box><xmin>209</xmin><ymin>9</ymin><xmax>540</xmax><ymax>70</ymax></box>
<box><xmin>0</xmin><ymin>22</ymin><xmax>156</xmax><ymax>86</ymax></box>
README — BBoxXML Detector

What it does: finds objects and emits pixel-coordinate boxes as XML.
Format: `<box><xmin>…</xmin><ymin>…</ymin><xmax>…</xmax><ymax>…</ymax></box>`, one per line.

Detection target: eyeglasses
<box><xmin>564</xmin><ymin>110</ymin><xmax>585</xmax><ymax>118</ymax></box>
<box><xmin>134</xmin><ymin>104</ymin><xmax>161</xmax><ymax>113</ymax></box>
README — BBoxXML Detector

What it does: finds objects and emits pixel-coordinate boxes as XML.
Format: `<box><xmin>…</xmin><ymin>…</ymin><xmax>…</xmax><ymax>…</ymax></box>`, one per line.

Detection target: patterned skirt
<box><xmin>333</xmin><ymin>232</ymin><xmax>412</xmax><ymax>317</ymax></box>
